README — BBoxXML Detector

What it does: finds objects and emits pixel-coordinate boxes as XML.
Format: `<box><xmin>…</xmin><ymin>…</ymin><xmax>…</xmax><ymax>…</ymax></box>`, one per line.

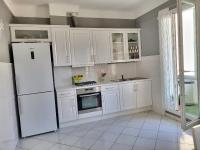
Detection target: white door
<box><xmin>92</xmin><ymin>30</ymin><xmax>111</xmax><ymax>64</ymax></box>
<box><xmin>120</xmin><ymin>82</ymin><xmax>137</xmax><ymax>110</ymax></box>
<box><xmin>19</xmin><ymin>92</ymin><xmax>57</xmax><ymax>137</ymax></box>
<box><xmin>70</xmin><ymin>29</ymin><xmax>94</xmax><ymax>67</ymax></box>
<box><xmin>177</xmin><ymin>0</ymin><xmax>200</xmax><ymax>129</ymax></box>
<box><xmin>12</xmin><ymin>43</ymin><xmax>54</xmax><ymax>95</ymax></box>
<box><xmin>137</xmin><ymin>81</ymin><xmax>152</xmax><ymax>108</ymax></box>
<box><xmin>58</xmin><ymin>96</ymin><xmax>77</xmax><ymax>123</ymax></box>
<box><xmin>102</xmin><ymin>86</ymin><xmax>120</xmax><ymax>114</ymax></box>
<box><xmin>52</xmin><ymin>27</ymin><xmax>71</xmax><ymax>66</ymax></box>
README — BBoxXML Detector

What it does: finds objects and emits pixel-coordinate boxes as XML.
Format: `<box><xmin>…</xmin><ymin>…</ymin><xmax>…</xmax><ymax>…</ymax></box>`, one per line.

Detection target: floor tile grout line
<box><xmin>131</xmin><ymin>112</ymin><xmax>148</xmax><ymax>150</ymax></box>
<box><xmin>152</xmin><ymin>113</ymin><xmax>162</xmax><ymax>150</ymax></box>
<box><xmin>17</xmin><ymin>111</ymin><xmax>192</xmax><ymax>150</ymax></box>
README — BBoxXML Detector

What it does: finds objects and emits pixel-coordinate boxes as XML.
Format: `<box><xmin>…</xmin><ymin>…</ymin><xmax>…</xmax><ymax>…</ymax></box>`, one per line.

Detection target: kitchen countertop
<box><xmin>56</xmin><ymin>78</ymin><xmax>152</xmax><ymax>93</ymax></box>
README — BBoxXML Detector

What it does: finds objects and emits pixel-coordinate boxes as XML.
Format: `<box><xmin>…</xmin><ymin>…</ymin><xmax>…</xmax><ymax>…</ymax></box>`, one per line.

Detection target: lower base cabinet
<box><xmin>120</xmin><ymin>82</ymin><xmax>137</xmax><ymax>111</ymax></box>
<box><xmin>102</xmin><ymin>85</ymin><xmax>120</xmax><ymax>115</ymax></box>
<box><xmin>57</xmin><ymin>80</ymin><xmax>152</xmax><ymax>126</ymax></box>
<box><xmin>57</xmin><ymin>90</ymin><xmax>77</xmax><ymax>124</ymax></box>
<box><xmin>119</xmin><ymin>80</ymin><xmax>152</xmax><ymax>110</ymax></box>
<box><xmin>137</xmin><ymin>80</ymin><xmax>152</xmax><ymax>108</ymax></box>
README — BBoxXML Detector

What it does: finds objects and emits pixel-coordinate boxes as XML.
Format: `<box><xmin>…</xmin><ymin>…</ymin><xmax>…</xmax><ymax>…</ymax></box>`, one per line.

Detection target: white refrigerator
<box><xmin>12</xmin><ymin>43</ymin><xmax>57</xmax><ymax>137</ymax></box>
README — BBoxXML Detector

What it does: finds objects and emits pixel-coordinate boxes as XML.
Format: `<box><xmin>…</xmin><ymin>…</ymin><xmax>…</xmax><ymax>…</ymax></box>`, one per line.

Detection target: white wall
<box><xmin>0</xmin><ymin>0</ymin><xmax>13</xmax><ymax>63</ymax></box>
<box><xmin>0</xmin><ymin>63</ymin><xmax>18</xmax><ymax>149</ymax></box>
<box><xmin>136</xmin><ymin>55</ymin><xmax>164</xmax><ymax>114</ymax></box>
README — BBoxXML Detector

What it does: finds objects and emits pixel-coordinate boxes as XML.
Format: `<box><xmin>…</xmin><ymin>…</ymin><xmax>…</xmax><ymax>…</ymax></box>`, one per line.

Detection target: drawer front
<box><xmin>57</xmin><ymin>90</ymin><xmax>76</xmax><ymax>98</ymax></box>
<box><xmin>101</xmin><ymin>85</ymin><xmax>118</xmax><ymax>92</ymax></box>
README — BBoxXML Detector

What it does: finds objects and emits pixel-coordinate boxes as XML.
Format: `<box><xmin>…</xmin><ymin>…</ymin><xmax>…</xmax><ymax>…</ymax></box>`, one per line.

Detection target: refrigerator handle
<box><xmin>18</xmin><ymin>97</ymin><xmax>22</xmax><ymax>115</ymax></box>
<box><xmin>30</xmin><ymin>51</ymin><xmax>35</xmax><ymax>59</ymax></box>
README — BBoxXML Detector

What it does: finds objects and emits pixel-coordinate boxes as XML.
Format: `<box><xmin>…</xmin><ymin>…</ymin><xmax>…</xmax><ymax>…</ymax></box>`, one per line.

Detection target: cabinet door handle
<box><xmin>72</xmin><ymin>106</ymin><xmax>77</xmax><ymax>114</ymax></box>
<box><xmin>66</xmin><ymin>55</ymin><xmax>70</xmax><ymax>63</ymax></box>
<box><xmin>105</xmin><ymin>87</ymin><xmax>115</xmax><ymax>91</ymax></box>
<box><xmin>90</xmin><ymin>55</ymin><xmax>94</xmax><ymax>62</ymax></box>
<box><xmin>134</xmin><ymin>84</ymin><xmax>138</xmax><ymax>91</ymax></box>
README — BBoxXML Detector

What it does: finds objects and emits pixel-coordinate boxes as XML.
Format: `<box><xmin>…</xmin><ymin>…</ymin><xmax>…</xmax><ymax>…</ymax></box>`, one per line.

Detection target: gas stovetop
<box><xmin>74</xmin><ymin>81</ymin><xmax>97</xmax><ymax>86</ymax></box>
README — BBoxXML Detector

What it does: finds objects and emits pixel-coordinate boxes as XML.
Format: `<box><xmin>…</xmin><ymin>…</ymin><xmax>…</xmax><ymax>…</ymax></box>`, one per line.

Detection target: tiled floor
<box><xmin>0</xmin><ymin>111</ymin><xmax>195</xmax><ymax>150</ymax></box>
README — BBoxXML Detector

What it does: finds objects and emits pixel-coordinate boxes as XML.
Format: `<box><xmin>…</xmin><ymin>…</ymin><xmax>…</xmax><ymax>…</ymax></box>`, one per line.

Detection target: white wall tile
<box><xmin>54</xmin><ymin>62</ymin><xmax>137</xmax><ymax>87</ymax></box>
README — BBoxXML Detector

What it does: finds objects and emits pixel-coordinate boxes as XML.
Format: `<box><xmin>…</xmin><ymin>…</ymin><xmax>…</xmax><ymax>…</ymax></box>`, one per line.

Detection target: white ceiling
<box><xmin>4</xmin><ymin>0</ymin><xmax>169</xmax><ymax>18</ymax></box>
<box><xmin>10</xmin><ymin>0</ymin><xmax>166</xmax><ymax>11</ymax></box>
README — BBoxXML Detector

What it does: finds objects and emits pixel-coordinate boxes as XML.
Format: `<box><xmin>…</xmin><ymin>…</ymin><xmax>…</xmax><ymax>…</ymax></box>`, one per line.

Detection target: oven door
<box><xmin>77</xmin><ymin>92</ymin><xmax>102</xmax><ymax>112</ymax></box>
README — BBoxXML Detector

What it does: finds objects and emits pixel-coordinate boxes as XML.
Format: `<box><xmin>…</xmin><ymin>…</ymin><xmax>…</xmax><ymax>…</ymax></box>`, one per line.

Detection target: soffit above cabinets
<box><xmin>3</xmin><ymin>0</ymin><xmax>168</xmax><ymax>19</ymax></box>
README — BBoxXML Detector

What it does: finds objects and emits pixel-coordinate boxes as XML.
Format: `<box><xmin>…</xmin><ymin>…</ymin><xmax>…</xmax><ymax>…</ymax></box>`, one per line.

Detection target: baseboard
<box><xmin>165</xmin><ymin>111</ymin><xmax>181</xmax><ymax>121</ymax></box>
<box><xmin>59</xmin><ymin>106</ymin><xmax>152</xmax><ymax>128</ymax></box>
<box><xmin>0</xmin><ymin>139</ymin><xmax>18</xmax><ymax>150</ymax></box>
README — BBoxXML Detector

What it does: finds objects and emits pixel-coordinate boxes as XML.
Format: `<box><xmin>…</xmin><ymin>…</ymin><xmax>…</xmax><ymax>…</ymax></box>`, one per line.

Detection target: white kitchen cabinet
<box><xmin>51</xmin><ymin>26</ymin><xmax>71</xmax><ymax>66</ymax></box>
<box><xmin>57</xmin><ymin>90</ymin><xmax>77</xmax><ymax>124</ymax></box>
<box><xmin>110</xmin><ymin>29</ymin><xmax>141</xmax><ymax>62</ymax></box>
<box><xmin>126</xmin><ymin>31</ymin><xmax>141</xmax><ymax>61</ymax></box>
<box><xmin>120</xmin><ymin>82</ymin><xmax>137</xmax><ymax>111</ymax></box>
<box><xmin>10</xmin><ymin>24</ymin><xmax>51</xmax><ymax>42</ymax></box>
<box><xmin>110</xmin><ymin>31</ymin><xmax>127</xmax><ymax>62</ymax></box>
<box><xmin>136</xmin><ymin>80</ymin><xmax>152</xmax><ymax>108</ymax></box>
<box><xmin>92</xmin><ymin>30</ymin><xmax>111</xmax><ymax>64</ymax></box>
<box><xmin>102</xmin><ymin>85</ymin><xmax>120</xmax><ymax>114</ymax></box>
<box><xmin>70</xmin><ymin>29</ymin><xmax>94</xmax><ymax>67</ymax></box>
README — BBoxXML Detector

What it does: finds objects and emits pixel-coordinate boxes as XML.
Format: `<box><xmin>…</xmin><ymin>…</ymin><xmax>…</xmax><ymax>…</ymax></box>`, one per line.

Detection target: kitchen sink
<box><xmin>111</xmin><ymin>77</ymin><xmax>148</xmax><ymax>82</ymax></box>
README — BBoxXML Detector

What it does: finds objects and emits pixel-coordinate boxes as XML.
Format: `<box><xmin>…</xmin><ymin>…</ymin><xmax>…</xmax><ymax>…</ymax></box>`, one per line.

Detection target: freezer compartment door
<box><xmin>18</xmin><ymin>92</ymin><xmax>57</xmax><ymax>137</ymax></box>
<box><xmin>12</xmin><ymin>43</ymin><xmax>54</xmax><ymax>95</ymax></box>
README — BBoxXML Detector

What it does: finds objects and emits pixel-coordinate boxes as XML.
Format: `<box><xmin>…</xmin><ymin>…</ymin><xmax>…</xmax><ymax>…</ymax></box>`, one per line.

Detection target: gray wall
<box><xmin>12</xmin><ymin>16</ymin><xmax>136</xmax><ymax>28</ymax></box>
<box><xmin>135</xmin><ymin>0</ymin><xmax>176</xmax><ymax>56</ymax></box>
<box><xmin>0</xmin><ymin>0</ymin><xmax>13</xmax><ymax>62</ymax></box>
<box><xmin>12</xmin><ymin>17</ymin><xmax>50</xmax><ymax>25</ymax></box>
<box><xmin>75</xmin><ymin>17</ymin><xmax>135</xmax><ymax>28</ymax></box>
<box><xmin>50</xmin><ymin>16</ymin><xmax>136</xmax><ymax>28</ymax></box>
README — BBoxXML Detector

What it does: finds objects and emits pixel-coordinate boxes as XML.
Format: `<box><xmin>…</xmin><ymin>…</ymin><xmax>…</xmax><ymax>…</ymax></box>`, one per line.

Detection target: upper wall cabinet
<box><xmin>111</xmin><ymin>31</ymin><xmax>126</xmax><ymax>62</ymax></box>
<box><xmin>92</xmin><ymin>30</ymin><xmax>112</xmax><ymax>64</ymax></box>
<box><xmin>126</xmin><ymin>31</ymin><xmax>141</xmax><ymax>61</ymax></box>
<box><xmin>51</xmin><ymin>26</ymin><xmax>71</xmax><ymax>66</ymax></box>
<box><xmin>10</xmin><ymin>24</ymin><xmax>51</xmax><ymax>42</ymax></box>
<box><xmin>70</xmin><ymin>29</ymin><xmax>94</xmax><ymax>67</ymax></box>
<box><xmin>110</xmin><ymin>29</ymin><xmax>141</xmax><ymax>63</ymax></box>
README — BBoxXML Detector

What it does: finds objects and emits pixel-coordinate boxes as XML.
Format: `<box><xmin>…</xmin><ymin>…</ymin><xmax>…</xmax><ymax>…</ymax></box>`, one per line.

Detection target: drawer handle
<box><xmin>105</xmin><ymin>87</ymin><xmax>115</xmax><ymax>90</ymax></box>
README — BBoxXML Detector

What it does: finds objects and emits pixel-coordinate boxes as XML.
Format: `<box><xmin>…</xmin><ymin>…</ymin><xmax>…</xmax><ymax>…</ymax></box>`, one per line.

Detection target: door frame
<box><xmin>177</xmin><ymin>0</ymin><xmax>200</xmax><ymax>130</ymax></box>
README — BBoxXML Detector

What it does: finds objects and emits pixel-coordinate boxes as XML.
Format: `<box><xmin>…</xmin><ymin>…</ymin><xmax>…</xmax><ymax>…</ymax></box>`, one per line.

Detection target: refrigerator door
<box><xmin>12</xmin><ymin>43</ymin><xmax>54</xmax><ymax>95</ymax></box>
<box><xmin>18</xmin><ymin>92</ymin><xmax>57</xmax><ymax>137</ymax></box>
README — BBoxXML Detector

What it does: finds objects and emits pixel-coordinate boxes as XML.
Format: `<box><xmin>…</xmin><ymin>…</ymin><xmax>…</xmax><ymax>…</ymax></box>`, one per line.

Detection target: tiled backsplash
<box><xmin>54</xmin><ymin>55</ymin><xmax>162</xmax><ymax>114</ymax></box>
<box><xmin>54</xmin><ymin>62</ymin><xmax>137</xmax><ymax>88</ymax></box>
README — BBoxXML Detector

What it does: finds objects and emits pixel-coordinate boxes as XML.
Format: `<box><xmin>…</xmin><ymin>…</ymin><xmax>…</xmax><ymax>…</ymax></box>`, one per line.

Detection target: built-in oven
<box><xmin>77</xmin><ymin>86</ymin><xmax>102</xmax><ymax>114</ymax></box>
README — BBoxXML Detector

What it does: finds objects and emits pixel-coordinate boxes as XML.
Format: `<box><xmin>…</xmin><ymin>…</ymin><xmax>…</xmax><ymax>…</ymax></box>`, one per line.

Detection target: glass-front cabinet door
<box><xmin>10</xmin><ymin>25</ymin><xmax>51</xmax><ymax>42</ymax></box>
<box><xmin>111</xmin><ymin>32</ymin><xmax>126</xmax><ymax>62</ymax></box>
<box><xmin>110</xmin><ymin>30</ymin><xmax>141</xmax><ymax>63</ymax></box>
<box><xmin>126</xmin><ymin>31</ymin><xmax>141</xmax><ymax>61</ymax></box>
<box><xmin>177</xmin><ymin>0</ymin><xmax>200</xmax><ymax>129</ymax></box>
